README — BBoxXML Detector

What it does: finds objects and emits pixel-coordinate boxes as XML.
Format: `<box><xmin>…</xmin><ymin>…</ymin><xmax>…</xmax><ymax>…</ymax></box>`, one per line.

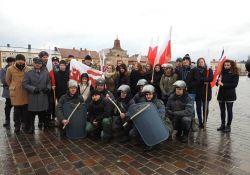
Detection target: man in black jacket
<box><xmin>176</xmin><ymin>54</ymin><xmax>200</xmax><ymax>120</ymax></box>
<box><xmin>55</xmin><ymin>60</ymin><xmax>69</xmax><ymax>100</ymax></box>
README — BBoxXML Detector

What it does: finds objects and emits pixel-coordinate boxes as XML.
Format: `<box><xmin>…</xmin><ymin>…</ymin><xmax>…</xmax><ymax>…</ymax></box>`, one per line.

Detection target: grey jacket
<box><xmin>0</xmin><ymin>66</ymin><xmax>10</xmax><ymax>98</ymax></box>
<box><xmin>160</xmin><ymin>73</ymin><xmax>177</xmax><ymax>96</ymax></box>
<box><xmin>22</xmin><ymin>67</ymin><xmax>51</xmax><ymax>111</ymax></box>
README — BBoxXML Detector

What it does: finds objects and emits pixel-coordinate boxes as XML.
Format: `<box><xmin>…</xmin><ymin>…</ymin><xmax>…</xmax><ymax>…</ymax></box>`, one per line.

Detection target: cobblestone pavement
<box><xmin>0</xmin><ymin>77</ymin><xmax>250</xmax><ymax>175</ymax></box>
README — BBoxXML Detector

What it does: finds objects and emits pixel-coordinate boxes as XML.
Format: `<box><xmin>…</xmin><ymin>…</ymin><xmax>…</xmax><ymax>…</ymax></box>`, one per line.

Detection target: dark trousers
<box><xmin>28</xmin><ymin>111</ymin><xmax>47</xmax><ymax>128</ymax></box>
<box><xmin>13</xmin><ymin>105</ymin><xmax>28</xmax><ymax>128</ymax></box>
<box><xmin>4</xmin><ymin>98</ymin><xmax>13</xmax><ymax>122</ymax></box>
<box><xmin>219</xmin><ymin>101</ymin><xmax>234</xmax><ymax>126</ymax></box>
<box><xmin>196</xmin><ymin>100</ymin><xmax>210</xmax><ymax>126</ymax></box>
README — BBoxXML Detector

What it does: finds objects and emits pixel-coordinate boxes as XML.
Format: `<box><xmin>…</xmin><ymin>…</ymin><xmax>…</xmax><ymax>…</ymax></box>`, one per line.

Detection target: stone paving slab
<box><xmin>0</xmin><ymin>77</ymin><xmax>250</xmax><ymax>175</ymax></box>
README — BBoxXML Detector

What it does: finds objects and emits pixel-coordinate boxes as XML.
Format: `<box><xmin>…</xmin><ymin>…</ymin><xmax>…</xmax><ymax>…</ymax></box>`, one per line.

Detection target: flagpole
<box><xmin>151</xmin><ymin>37</ymin><xmax>159</xmax><ymax>82</ymax></box>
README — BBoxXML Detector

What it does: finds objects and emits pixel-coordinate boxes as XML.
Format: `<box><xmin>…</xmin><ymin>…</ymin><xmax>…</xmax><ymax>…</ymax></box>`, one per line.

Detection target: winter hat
<box><xmin>6</xmin><ymin>57</ymin><xmax>15</xmax><ymax>63</ymax></box>
<box><xmin>182</xmin><ymin>54</ymin><xmax>191</xmax><ymax>61</ymax></box>
<box><xmin>15</xmin><ymin>54</ymin><xmax>25</xmax><ymax>61</ymax></box>
<box><xmin>84</xmin><ymin>55</ymin><xmax>92</xmax><ymax>60</ymax></box>
<box><xmin>81</xmin><ymin>73</ymin><xmax>89</xmax><ymax>80</ymax></box>
<box><xmin>33</xmin><ymin>57</ymin><xmax>43</xmax><ymax>64</ymax></box>
<box><xmin>52</xmin><ymin>57</ymin><xmax>59</xmax><ymax>62</ymax></box>
<box><xmin>59</xmin><ymin>60</ymin><xmax>67</xmax><ymax>65</ymax></box>
<box><xmin>68</xmin><ymin>80</ymin><xmax>78</xmax><ymax>88</ymax></box>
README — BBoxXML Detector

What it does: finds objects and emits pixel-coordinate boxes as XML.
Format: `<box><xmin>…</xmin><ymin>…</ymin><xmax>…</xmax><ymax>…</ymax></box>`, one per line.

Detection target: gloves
<box><xmin>34</xmin><ymin>88</ymin><xmax>40</xmax><ymax>94</ymax></box>
<box><xmin>42</xmin><ymin>88</ymin><xmax>50</xmax><ymax>94</ymax></box>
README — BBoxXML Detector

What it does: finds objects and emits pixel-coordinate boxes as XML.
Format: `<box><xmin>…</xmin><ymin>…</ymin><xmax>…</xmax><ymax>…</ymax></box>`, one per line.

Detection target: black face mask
<box><xmin>16</xmin><ymin>63</ymin><xmax>25</xmax><ymax>70</ymax></box>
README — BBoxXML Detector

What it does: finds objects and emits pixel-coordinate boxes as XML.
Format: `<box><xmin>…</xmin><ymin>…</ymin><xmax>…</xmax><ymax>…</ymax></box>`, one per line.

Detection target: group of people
<box><xmin>0</xmin><ymin>51</ymin><xmax>240</xmax><ymax>149</ymax></box>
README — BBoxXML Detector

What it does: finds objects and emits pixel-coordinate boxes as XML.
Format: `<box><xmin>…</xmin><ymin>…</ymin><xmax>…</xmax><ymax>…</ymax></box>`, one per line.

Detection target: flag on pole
<box><xmin>155</xmin><ymin>27</ymin><xmax>172</xmax><ymax>65</ymax></box>
<box><xmin>210</xmin><ymin>49</ymin><xmax>226</xmax><ymax>88</ymax></box>
<box><xmin>69</xmin><ymin>59</ymin><xmax>103</xmax><ymax>87</ymax></box>
<box><xmin>46</xmin><ymin>57</ymin><xmax>55</xmax><ymax>86</ymax></box>
<box><xmin>147</xmin><ymin>38</ymin><xmax>158</xmax><ymax>65</ymax></box>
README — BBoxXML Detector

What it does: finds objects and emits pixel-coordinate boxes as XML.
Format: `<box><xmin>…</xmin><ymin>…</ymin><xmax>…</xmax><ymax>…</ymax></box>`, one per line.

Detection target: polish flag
<box><xmin>155</xmin><ymin>27</ymin><xmax>172</xmax><ymax>65</ymax></box>
<box><xmin>69</xmin><ymin>59</ymin><xmax>103</xmax><ymax>87</ymax></box>
<box><xmin>147</xmin><ymin>38</ymin><xmax>158</xmax><ymax>66</ymax></box>
<box><xmin>210</xmin><ymin>54</ymin><xmax>226</xmax><ymax>88</ymax></box>
<box><xmin>46</xmin><ymin>57</ymin><xmax>55</xmax><ymax>86</ymax></box>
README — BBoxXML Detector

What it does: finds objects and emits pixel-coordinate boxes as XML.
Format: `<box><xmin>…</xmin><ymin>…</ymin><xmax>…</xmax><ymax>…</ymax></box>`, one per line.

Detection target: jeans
<box><xmin>196</xmin><ymin>100</ymin><xmax>210</xmax><ymax>126</ymax></box>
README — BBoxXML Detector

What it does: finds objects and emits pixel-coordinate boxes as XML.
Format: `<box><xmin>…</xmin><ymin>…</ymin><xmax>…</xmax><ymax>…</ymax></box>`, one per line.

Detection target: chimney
<box><xmin>54</xmin><ymin>47</ymin><xmax>58</xmax><ymax>51</ymax></box>
<box><xmin>80</xmin><ymin>48</ymin><xmax>82</xmax><ymax>51</ymax></box>
<box><xmin>28</xmin><ymin>44</ymin><xmax>31</xmax><ymax>49</ymax></box>
<box><xmin>73</xmin><ymin>47</ymin><xmax>75</xmax><ymax>50</ymax></box>
<box><xmin>7</xmin><ymin>44</ymin><xmax>10</xmax><ymax>47</ymax></box>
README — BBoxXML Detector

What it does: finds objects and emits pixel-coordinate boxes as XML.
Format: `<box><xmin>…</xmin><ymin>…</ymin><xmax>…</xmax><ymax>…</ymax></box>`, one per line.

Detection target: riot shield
<box><xmin>128</xmin><ymin>102</ymin><xmax>169</xmax><ymax>146</ymax></box>
<box><xmin>63</xmin><ymin>102</ymin><xmax>87</xmax><ymax>139</ymax></box>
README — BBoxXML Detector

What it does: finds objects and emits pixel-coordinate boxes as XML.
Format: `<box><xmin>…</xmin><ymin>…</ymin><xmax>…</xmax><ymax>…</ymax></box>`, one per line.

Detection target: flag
<box><xmin>210</xmin><ymin>49</ymin><xmax>226</xmax><ymax>88</ymax></box>
<box><xmin>102</xmin><ymin>51</ymin><xmax>106</xmax><ymax>71</ymax></box>
<box><xmin>69</xmin><ymin>59</ymin><xmax>103</xmax><ymax>87</ymax></box>
<box><xmin>46</xmin><ymin>57</ymin><xmax>55</xmax><ymax>86</ymax></box>
<box><xmin>147</xmin><ymin>38</ymin><xmax>158</xmax><ymax>66</ymax></box>
<box><xmin>155</xmin><ymin>27</ymin><xmax>172</xmax><ymax>65</ymax></box>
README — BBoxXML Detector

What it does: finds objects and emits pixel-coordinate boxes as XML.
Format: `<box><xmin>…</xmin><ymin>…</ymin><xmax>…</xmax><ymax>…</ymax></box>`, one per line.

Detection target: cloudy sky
<box><xmin>0</xmin><ymin>0</ymin><xmax>249</xmax><ymax>61</ymax></box>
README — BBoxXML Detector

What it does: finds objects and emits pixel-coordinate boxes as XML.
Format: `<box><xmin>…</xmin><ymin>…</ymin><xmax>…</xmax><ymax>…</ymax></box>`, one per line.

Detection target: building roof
<box><xmin>0</xmin><ymin>46</ymin><xmax>60</xmax><ymax>55</ymax></box>
<box><xmin>58</xmin><ymin>48</ymin><xmax>99</xmax><ymax>59</ymax></box>
<box><xmin>129</xmin><ymin>54</ymin><xmax>148</xmax><ymax>62</ymax></box>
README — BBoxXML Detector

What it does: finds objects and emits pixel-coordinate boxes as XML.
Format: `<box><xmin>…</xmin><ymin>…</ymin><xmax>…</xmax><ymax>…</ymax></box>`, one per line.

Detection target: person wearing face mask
<box><xmin>22</xmin><ymin>57</ymin><xmax>51</xmax><ymax>134</ymax></box>
<box><xmin>0</xmin><ymin>57</ymin><xmax>15</xmax><ymax>128</ymax></box>
<box><xmin>216</xmin><ymin>59</ymin><xmax>239</xmax><ymax>133</ymax></box>
<box><xmin>195</xmin><ymin>58</ymin><xmax>213</xmax><ymax>129</ymax></box>
<box><xmin>6</xmin><ymin>54</ymin><xmax>31</xmax><ymax>133</ymax></box>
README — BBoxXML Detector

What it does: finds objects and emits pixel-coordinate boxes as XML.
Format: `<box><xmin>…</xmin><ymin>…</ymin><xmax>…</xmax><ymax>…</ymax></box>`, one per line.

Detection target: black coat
<box><xmin>217</xmin><ymin>70</ymin><xmax>239</xmax><ymax>101</ymax></box>
<box><xmin>129</xmin><ymin>70</ymin><xmax>145</xmax><ymax>95</ymax></box>
<box><xmin>87</xmin><ymin>97</ymin><xmax>112</xmax><ymax>123</ymax></box>
<box><xmin>177</xmin><ymin>66</ymin><xmax>201</xmax><ymax>94</ymax></box>
<box><xmin>195</xmin><ymin>67</ymin><xmax>213</xmax><ymax>101</ymax></box>
<box><xmin>151</xmin><ymin>70</ymin><xmax>164</xmax><ymax>99</ymax></box>
<box><xmin>55</xmin><ymin>70</ymin><xmax>69</xmax><ymax>100</ymax></box>
<box><xmin>115</xmin><ymin>73</ymin><xmax>130</xmax><ymax>88</ymax></box>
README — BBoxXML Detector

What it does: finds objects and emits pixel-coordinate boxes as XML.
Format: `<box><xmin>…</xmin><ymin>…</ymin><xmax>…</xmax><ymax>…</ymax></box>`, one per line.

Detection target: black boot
<box><xmin>3</xmin><ymin>121</ymin><xmax>10</xmax><ymax>128</ymax></box>
<box><xmin>223</xmin><ymin>126</ymin><xmax>231</xmax><ymax>133</ymax></box>
<box><xmin>181</xmin><ymin>130</ymin><xmax>189</xmax><ymax>143</ymax></box>
<box><xmin>217</xmin><ymin>124</ymin><xmax>225</xmax><ymax>131</ymax></box>
<box><xmin>118</xmin><ymin>135</ymin><xmax>130</xmax><ymax>143</ymax></box>
<box><xmin>14</xmin><ymin>127</ymin><xmax>20</xmax><ymax>133</ymax></box>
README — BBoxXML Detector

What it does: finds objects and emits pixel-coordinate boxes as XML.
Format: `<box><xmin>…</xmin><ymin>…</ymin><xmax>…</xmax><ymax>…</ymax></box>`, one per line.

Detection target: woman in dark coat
<box><xmin>129</xmin><ymin>62</ymin><xmax>145</xmax><ymax>96</ymax></box>
<box><xmin>115</xmin><ymin>64</ymin><xmax>130</xmax><ymax>88</ymax></box>
<box><xmin>216</xmin><ymin>59</ymin><xmax>239</xmax><ymax>133</ymax></box>
<box><xmin>195</xmin><ymin>58</ymin><xmax>213</xmax><ymax>128</ymax></box>
<box><xmin>150</xmin><ymin>64</ymin><xmax>164</xmax><ymax>99</ymax></box>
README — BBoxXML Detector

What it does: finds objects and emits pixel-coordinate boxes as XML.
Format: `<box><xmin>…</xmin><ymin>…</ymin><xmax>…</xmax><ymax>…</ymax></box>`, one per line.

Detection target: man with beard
<box><xmin>6</xmin><ymin>54</ymin><xmax>31</xmax><ymax>133</ymax></box>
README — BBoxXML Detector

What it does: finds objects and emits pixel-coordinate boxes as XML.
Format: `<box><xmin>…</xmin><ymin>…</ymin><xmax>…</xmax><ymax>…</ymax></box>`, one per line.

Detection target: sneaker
<box><xmin>223</xmin><ymin>126</ymin><xmax>231</xmax><ymax>133</ymax></box>
<box><xmin>217</xmin><ymin>125</ymin><xmax>225</xmax><ymax>131</ymax></box>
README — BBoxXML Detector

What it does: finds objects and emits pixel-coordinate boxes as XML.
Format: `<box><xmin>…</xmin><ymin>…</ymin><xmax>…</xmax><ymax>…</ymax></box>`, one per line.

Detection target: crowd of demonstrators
<box><xmin>0</xmin><ymin>51</ymin><xmax>240</xmax><ymax>147</ymax></box>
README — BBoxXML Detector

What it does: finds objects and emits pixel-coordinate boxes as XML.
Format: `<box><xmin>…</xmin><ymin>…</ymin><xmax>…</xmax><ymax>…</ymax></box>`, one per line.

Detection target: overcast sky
<box><xmin>0</xmin><ymin>0</ymin><xmax>249</xmax><ymax>61</ymax></box>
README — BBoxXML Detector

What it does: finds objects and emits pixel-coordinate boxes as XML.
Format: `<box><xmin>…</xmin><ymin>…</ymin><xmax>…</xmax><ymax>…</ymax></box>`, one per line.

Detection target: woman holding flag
<box><xmin>195</xmin><ymin>58</ymin><xmax>213</xmax><ymax>129</ymax></box>
<box><xmin>216</xmin><ymin>59</ymin><xmax>239</xmax><ymax>133</ymax></box>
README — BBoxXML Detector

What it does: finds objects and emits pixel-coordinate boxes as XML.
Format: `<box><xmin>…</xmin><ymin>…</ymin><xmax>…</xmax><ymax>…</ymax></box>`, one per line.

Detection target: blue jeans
<box><xmin>188</xmin><ymin>93</ymin><xmax>196</xmax><ymax>118</ymax></box>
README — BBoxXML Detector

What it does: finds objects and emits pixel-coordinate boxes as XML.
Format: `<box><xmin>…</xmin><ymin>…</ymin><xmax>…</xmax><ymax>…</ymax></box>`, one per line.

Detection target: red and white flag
<box><xmin>69</xmin><ymin>59</ymin><xmax>103</xmax><ymax>87</ymax></box>
<box><xmin>155</xmin><ymin>27</ymin><xmax>172</xmax><ymax>65</ymax></box>
<box><xmin>46</xmin><ymin>57</ymin><xmax>55</xmax><ymax>86</ymax></box>
<box><xmin>147</xmin><ymin>38</ymin><xmax>158</xmax><ymax>66</ymax></box>
<box><xmin>211</xmin><ymin>51</ymin><xmax>226</xmax><ymax>88</ymax></box>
